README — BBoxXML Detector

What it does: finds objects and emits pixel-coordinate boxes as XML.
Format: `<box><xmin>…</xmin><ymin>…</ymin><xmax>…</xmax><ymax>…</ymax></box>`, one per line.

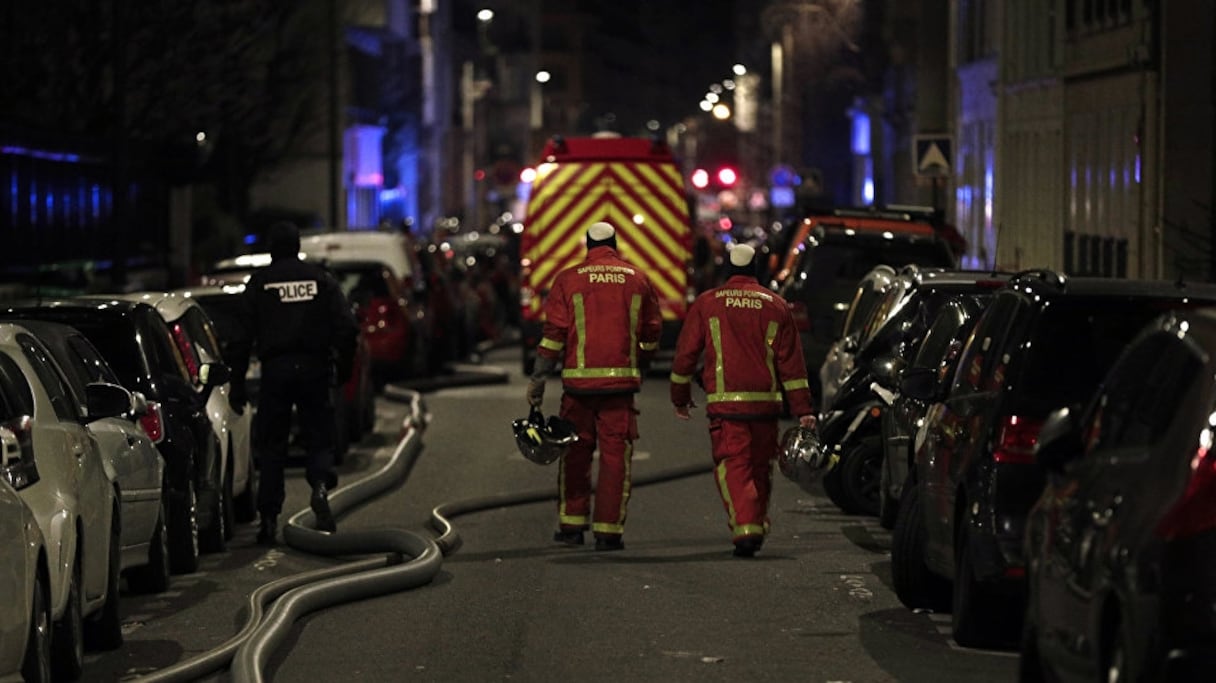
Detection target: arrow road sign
<box><xmin>913</xmin><ymin>134</ymin><xmax>953</xmax><ymax>177</ymax></box>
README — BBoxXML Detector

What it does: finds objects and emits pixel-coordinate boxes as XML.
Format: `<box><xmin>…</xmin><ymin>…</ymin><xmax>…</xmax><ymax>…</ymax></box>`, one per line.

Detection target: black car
<box><xmin>817</xmin><ymin>268</ymin><xmax>1011</xmax><ymax>520</ymax></box>
<box><xmin>774</xmin><ymin>210</ymin><xmax>958</xmax><ymax>397</ymax></box>
<box><xmin>1021</xmin><ymin>309</ymin><xmax>1216</xmax><ymax>682</ymax></box>
<box><xmin>893</xmin><ymin>271</ymin><xmax>1216</xmax><ymax>648</ymax></box>
<box><xmin>0</xmin><ymin>299</ymin><xmax>231</xmax><ymax>573</ymax></box>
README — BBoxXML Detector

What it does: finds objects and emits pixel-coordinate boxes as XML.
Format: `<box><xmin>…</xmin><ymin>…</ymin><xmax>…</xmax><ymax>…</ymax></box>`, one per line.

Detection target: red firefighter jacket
<box><xmin>538</xmin><ymin>246</ymin><xmax>662</xmax><ymax>394</ymax></box>
<box><xmin>670</xmin><ymin>275</ymin><xmax>814</xmax><ymax>418</ymax></box>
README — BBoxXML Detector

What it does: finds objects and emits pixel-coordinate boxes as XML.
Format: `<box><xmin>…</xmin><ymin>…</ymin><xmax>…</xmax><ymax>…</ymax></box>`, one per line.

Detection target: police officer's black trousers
<box><xmin>255</xmin><ymin>354</ymin><xmax>339</xmax><ymax>517</ymax></box>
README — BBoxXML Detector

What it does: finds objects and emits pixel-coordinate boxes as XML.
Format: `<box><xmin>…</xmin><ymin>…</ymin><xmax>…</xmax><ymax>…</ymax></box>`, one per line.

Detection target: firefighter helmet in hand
<box><xmin>778</xmin><ymin>425</ymin><xmax>835</xmax><ymax>491</ymax></box>
<box><xmin>512</xmin><ymin>407</ymin><xmax>579</xmax><ymax>465</ymax></box>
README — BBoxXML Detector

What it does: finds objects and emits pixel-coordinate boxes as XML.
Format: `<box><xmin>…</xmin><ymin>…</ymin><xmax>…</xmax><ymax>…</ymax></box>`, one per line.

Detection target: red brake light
<box><xmin>1156</xmin><ymin>447</ymin><xmax>1216</xmax><ymax>540</ymax></box>
<box><xmin>171</xmin><ymin>323</ymin><xmax>200</xmax><ymax>380</ymax></box>
<box><xmin>140</xmin><ymin>401</ymin><xmax>166</xmax><ymax>444</ymax></box>
<box><xmin>992</xmin><ymin>415</ymin><xmax>1043</xmax><ymax>464</ymax></box>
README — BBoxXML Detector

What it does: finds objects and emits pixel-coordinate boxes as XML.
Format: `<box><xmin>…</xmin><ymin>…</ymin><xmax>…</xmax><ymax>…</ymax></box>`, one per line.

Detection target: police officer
<box><xmin>231</xmin><ymin>221</ymin><xmax>358</xmax><ymax>545</ymax></box>
<box><xmin>669</xmin><ymin>244</ymin><xmax>816</xmax><ymax>558</ymax></box>
<box><xmin>527</xmin><ymin>221</ymin><xmax>661</xmax><ymax>551</ymax></box>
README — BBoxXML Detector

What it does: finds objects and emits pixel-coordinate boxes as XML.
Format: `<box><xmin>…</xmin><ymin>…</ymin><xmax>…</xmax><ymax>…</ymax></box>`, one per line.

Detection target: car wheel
<box><xmin>85</xmin><ymin>515</ymin><xmax>123</xmax><ymax>650</ymax></box>
<box><xmin>200</xmin><ymin>444</ymin><xmax>229</xmax><ymax>553</ymax></box>
<box><xmin>168</xmin><ymin>476</ymin><xmax>200</xmax><ymax>574</ymax></box>
<box><xmin>128</xmin><ymin>498</ymin><xmax>171</xmax><ymax>594</ymax></box>
<box><xmin>51</xmin><ymin>553</ymin><xmax>84</xmax><ymax>681</ymax></box>
<box><xmin>22</xmin><ymin>568</ymin><xmax>52</xmax><ymax>683</ymax></box>
<box><xmin>952</xmin><ymin>522</ymin><xmax>1016</xmax><ymax>648</ymax></box>
<box><xmin>840</xmin><ymin>435</ymin><xmax>883</xmax><ymax>517</ymax></box>
<box><xmin>890</xmin><ymin>482</ymin><xmax>951</xmax><ymax>612</ymax></box>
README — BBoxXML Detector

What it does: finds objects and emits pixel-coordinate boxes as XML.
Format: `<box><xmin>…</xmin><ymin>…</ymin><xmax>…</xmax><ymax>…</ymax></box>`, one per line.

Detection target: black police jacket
<box><xmin>231</xmin><ymin>256</ymin><xmax>358</xmax><ymax>385</ymax></box>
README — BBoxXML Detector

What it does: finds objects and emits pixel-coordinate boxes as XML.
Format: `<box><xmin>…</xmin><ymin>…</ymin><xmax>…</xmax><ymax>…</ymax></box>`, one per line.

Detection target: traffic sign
<box><xmin>913</xmin><ymin>134</ymin><xmax>953</xmax><ymax>177</ymax></box>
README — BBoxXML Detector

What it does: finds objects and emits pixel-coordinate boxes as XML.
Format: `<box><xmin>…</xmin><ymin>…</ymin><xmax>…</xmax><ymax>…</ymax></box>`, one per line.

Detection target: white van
<box><xmin>298</xmin><ymin>230</ymin><xmax>417</xmax><ymax>285</ymax></box>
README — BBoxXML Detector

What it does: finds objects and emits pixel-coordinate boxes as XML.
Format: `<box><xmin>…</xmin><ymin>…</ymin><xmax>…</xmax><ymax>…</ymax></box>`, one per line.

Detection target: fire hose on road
<box><xmin>135</xmin><ymin>388</ymin><xmax>711</xmax><ymax>682</ymax></box>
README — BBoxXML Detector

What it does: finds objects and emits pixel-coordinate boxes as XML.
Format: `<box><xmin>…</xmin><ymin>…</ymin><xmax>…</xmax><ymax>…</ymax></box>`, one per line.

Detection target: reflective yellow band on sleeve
<box><xmin>539</xmin><ymin>338</ymin><xmax>565</xmax><ymax>351</ymax></box>
<box><xmin>782</xmin><ymin>378</ymin><xmax>810</xmax><ymax>391</ymax></box>
<box><xmin>670</xmin><ymin>373</ymin><xmax>692</xmax><ymax>384</ymax></box>
<box><xmin>639</xmin><ymin>341</ymin><xmax>659</xmax><ymax>351</ymax></box>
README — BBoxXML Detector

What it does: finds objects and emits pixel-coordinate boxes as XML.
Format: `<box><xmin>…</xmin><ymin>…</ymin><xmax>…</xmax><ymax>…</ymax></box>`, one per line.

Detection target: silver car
<box><xmin>15</xmin><ymin>319</ymin><xmax>170</xmax><ymax>594</ymax></box>
<box><xmin>0</xmin><ymin>322</ymin><xmax>130</xmax><ymax>679</ymax></box>
<box><xmin>0</xmin><ymin>447</ymin><xmax>51</xmax><ymax>683</ymax></box>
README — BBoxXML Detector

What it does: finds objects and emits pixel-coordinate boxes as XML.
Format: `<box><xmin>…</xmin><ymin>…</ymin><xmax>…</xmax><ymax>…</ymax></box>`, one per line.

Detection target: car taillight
<box><xmin>788</xmin><ymin>301</ymin><xmax>810</xmax><ymax>332</ymax></box>
<box><xmin>172</xmin><ymin>323</ymin><xmax>200</xmax><ymax>380</ymax></box>
<box><xmin>991</xmin><ymin>415</ymin><xmax>1043</xmax><ymax>464</ymax></box>
<box><xmin>1156</xmin><ymin>446</ymin><xmax>1216</xmax><ymax>540</ymax></box>
<box><xmin>140</xmin><ymin>401</ymin><xmax>166</xmax><ymax>444</ymax></box>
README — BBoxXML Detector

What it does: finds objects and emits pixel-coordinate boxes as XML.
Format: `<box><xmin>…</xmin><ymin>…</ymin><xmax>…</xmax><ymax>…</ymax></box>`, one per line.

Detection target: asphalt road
<box><xmin>83</xmin><ymin>348</ymin><xmax>1019</xmax><ymax>682</ymax></box>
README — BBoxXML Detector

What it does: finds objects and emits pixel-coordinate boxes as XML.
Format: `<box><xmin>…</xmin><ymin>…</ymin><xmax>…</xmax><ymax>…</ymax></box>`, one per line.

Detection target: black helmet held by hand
<box><xmin>778</xmin><ymin>425</ymin><xmax>836</xmax><ymax>492</ymax></box>
<box><xmin>512</xmin><ymin>407</ymin><xmax>578</xmax><ymax>465</ymax></box>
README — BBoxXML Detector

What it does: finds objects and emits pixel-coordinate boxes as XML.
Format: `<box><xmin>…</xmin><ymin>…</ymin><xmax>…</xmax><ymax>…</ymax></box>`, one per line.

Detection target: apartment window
<box><xmin>1068</xmin><ymin>0</ymin><xmax>1132</xmax><ymax>35</ymax></box>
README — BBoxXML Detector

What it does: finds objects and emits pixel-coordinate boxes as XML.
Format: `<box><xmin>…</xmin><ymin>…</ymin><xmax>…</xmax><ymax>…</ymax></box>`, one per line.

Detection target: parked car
<box><xmin>816</xmin><ymin>264</ymin><xmax>898</xmax><ymax>412</ymax></box>
<box><xmin>1021</xmin><ymin>309</ymin><xmax>1216</xmax><ymax>682</ymax></box>
<box><xmin>773</xmin><ymin>207</ymin><xmax>958</xmax><ymax>398</ymax></box>
<box><xmin>0</xmin><ymin>322</ymin><xmax>131</xmax><ymax>678</ymax></box>
<box><xmin>102</xmin><ymin>292</ymin><xmax>257</xmax><ymax>547</ymax></box>
<box><xmin>0</xmin><ymin>299</ymin><xmax>231</xmax><ymax>576</ymax></box>
<box><xmin>13</xmin><ymin>319</ymin><xmax>171</xmax><ymax>595</ymax></box>
<box><xmin>325</xmin><ymin>259</ymin><xmax>429</xmax><ymax>383</ymax></box>
<box><xmin>0</xmin><ymin>442</ymin><xmax>51</xmax><ymax>683</ymax></box>
<box><xmin>893</xmin><ymin>271</ymin><xmax>1216</xmax><ymax>649</ymax></box>
<box><xmin>185</xmin><ymin>283</ymin><xmax>376</xmax><ymax>461</ymax></box>
<box><xmin>817</xmin><ymin>269</ymin><xmax>1011</xmax><ymax>520</ymax></box>
<box><xmin>877</xmin><ymin>292</ymin><xmax>992</xmax><ymax>529</ymax></box>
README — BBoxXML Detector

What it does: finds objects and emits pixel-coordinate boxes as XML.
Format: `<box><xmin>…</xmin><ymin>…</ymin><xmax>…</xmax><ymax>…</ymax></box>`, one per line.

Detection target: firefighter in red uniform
<box><xmin>526</xmin><ymin>221</ymin><xmax>662</xmax><ymax>551</ymax></box>
<box><xmin>670</xmin><ymin>244</ymin><xmax>816</xmax><ymax>557</ymax></box>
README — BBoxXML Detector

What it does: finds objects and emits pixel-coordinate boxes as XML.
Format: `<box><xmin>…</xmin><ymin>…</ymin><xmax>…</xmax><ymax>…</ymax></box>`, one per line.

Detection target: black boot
<box><xmin>311</xmin><ymin>483</ymin><xmax>337</xmax><ymax>533</ymax></box>
<box><xmin>257</xmin><ymin>515</ymin><xmax>278</xmax><ymax>546</ymax></box>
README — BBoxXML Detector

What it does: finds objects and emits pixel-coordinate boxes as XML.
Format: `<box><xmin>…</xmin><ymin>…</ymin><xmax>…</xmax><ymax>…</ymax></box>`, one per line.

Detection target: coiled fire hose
<box><xmin>136</xmin><ymin>389</ymin><xmax>711</xmax><ymax>682</ymax></box>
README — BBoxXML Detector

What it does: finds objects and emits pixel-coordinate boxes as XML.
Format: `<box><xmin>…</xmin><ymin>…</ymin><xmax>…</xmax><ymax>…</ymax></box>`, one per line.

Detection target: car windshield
<box><xmin>800</xmin><ymin>240</ymin><xmax>955</xmax><ymax>286</ymax></box>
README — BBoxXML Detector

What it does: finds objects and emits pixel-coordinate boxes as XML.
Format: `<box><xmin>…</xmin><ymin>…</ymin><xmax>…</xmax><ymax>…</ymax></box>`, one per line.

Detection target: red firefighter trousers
<box><xmin>708</xmin><ymin>417</ymin><xmax>780</xmax><ymax>542</ymax></box>
<box><xmin>557</xmin><ymin>392</ymin><xmax>638</xmax><ymax>537</ymax></box>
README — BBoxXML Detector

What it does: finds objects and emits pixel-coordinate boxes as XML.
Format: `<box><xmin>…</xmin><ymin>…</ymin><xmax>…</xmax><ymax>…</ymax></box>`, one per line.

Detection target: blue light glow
<box><xmin>851</xmin><ymin>112</ymin><xmax>871</xmax><ymax>155</ymax></box>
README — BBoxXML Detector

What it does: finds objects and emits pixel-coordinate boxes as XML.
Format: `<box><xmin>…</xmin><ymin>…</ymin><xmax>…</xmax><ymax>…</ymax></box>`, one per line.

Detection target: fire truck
<box><xmin>519</xmin><ymin>134</ymin><xmax>694</xmax><ymax>374</ymax></box>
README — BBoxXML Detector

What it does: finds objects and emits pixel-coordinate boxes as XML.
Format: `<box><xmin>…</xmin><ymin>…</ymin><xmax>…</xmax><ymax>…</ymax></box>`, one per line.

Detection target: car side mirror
<box><xmin>0</xmin><ymin>419</ymin><xmax>39</xmax><ymax>490</ymax></box>
<box><xmin>85</xmin><ymin>382</ymin><xmax>135</xmax><ymax>422</ymax></box>
<box><xmin>200</xmin><ymin>362</ymin><xmax>232</xmax><ymax>388</ymax></box>
<box><xmin>1036</xmin><ymin>407</ymin><xmax>1082</xmax><ymax>473</ymax></box>
<box><xmin>899</xmin><ymin>366</ymin><xmax>937</xmax><ymax>401</ymax></box>
<box><xmin>130</xmin><ymin>390</ymin><xmax>150</xmax><ymax>419</ymax></box>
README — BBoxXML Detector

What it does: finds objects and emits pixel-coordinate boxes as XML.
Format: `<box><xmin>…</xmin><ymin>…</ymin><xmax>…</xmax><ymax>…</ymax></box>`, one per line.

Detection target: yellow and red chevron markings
<box><xmin>522</xmin><ymin>159</ymin><xmax>692</xmax><ymax>321</ymax></box>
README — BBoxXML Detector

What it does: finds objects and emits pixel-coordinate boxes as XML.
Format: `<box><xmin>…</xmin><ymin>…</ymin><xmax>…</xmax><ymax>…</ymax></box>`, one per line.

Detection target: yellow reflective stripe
<box><xmin>707</xmin><ymin>391</ymin><xmax>783</xmax><ymax>403</ymax></box>
<box><xmin>710</xmin><ymin>317</ymin><xmax>724</xmax><ymax>394</ymax></box>
<box><xmin>670</xmin><ymin>373</ymin><xmax>692</xmax><ymax>384</ymax></box>
<box><xmin>629</xmin><ymin>294</ymin><xmax>640</xmax><ymax>368</ymax></box>
<box><xmin>592</xmin><ymin>522</ymin><xmax>624</xmax><ymax>535</ymax></box>
<box><xmin>560</xmin><ymin>514</ymin><xmax>589</xmax><ymax>526</ymax></box>
<box><xmin>540</xmin><ymin>337</ymin><xmax>564</xmax><ymax>351</ymax></box>
<box><xmin>716</xmin><ymin>460</ymin><xmax>737</xmax><ymax>529</ymax></box>
<box><xmin>765</xmin><ymin>321</ymin><xmax>779</xmax><ymax>392</ymax></box>
<box><xmin>639</xmin><ymin>341</ymin><xmax>659</xmax><ymax>351</ymax></box>
<box><xmin>573</xmin><ymin>293</ymin><xmax>586</xmax><ymax>368</ymax></box>
<box><xmin>561</xmin><ymin>367</ymin><xmax>641</xmax><ymax>379</ymax></box>
<box><xmin>783</xmin><ymin>378</ymin><xmax>810</xmax><ymax>391</ymax></box>
<box><xmin>734</xmin><ymin>523</ymin><xmax>766</xmax><ymax>537</ymax></box>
